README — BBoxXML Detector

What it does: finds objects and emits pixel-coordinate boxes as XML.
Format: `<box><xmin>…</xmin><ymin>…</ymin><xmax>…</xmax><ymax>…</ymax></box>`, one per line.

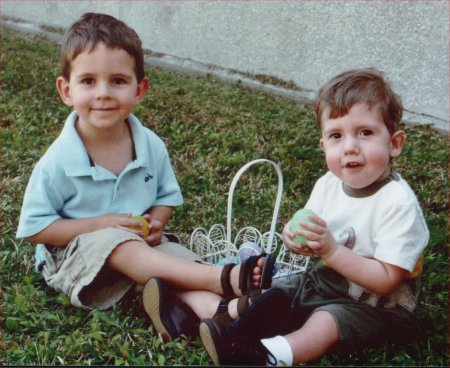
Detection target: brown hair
<box><xmin>60</xmin><ymin>13</ymin><xmax>145</xmax><ymax>81</ymax></box>
<box><xmin>315</xmin><ymin>68</ymin><xmax>403</xmax><ymax>135</ymax></box>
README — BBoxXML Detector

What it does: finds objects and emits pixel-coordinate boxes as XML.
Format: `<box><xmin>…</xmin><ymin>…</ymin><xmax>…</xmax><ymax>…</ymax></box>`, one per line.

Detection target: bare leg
<box><xmin>178</xmin><ymin>290</ymin><xmax>222</xmax><ymax>319</ymax></box>
<box><xmin>178</xmin><ymin>289</ymin><xmax>256</xmax><ymax>320</ymax></box>
<box><xmin>107</xmin><ymin>240</ymin><xmax>263</xmax><ymax>295</ymax></box>
<box><xmin>285</xmin><ymin>310</ymin><xmax>339</xmax><ymax>364</ymax></box>
<box><xmin>177</xmin><ymin>291</ymin><xmax>246</xmax><ymax>319</ymax></box>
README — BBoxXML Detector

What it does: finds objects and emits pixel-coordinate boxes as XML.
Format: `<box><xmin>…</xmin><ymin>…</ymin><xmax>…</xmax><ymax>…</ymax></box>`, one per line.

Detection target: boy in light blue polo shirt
<box><xmin>16</xmin><ymin>13</ymin><xmax>283</xmax><ymax>347</ymax></box>
<box><xmin>16</xmin><ymin>12</ymin><xmax>194</xmax><ymax>310</ymax></box>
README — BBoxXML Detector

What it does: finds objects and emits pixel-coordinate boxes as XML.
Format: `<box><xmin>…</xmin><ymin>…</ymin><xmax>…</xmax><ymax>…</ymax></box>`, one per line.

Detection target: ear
<box><xmin>135</xmin><ymin>77</ymin><xmax>149</xmax><ymax>103</ymax></box>
<box><xmin>319</xmin><ymin>137</ymin><xmax>325</xmax><ymax>153</ymax></box>
<box><xmin>390</xmin><ymin>130</ymin><xmax>406</xmax><ymax>158</ymax></box>
<box><xmin>56</xmin><ymin>77</ymin><xmax>73</xmax><ymax>107</ymax></box>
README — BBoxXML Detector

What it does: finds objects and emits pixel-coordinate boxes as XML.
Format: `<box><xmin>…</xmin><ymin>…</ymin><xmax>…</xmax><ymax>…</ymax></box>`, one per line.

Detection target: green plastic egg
<box><xmin>289</xmin><ymin>208</ymin><xmax>316</xmax><ymax>246</ymax></box>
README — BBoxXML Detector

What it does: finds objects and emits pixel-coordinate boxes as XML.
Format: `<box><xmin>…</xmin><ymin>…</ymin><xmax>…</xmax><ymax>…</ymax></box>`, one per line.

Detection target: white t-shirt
<box><xmin>305</xmin><ymin>171</ymin><xmax>429</xmax><ymax>273</ymax></box>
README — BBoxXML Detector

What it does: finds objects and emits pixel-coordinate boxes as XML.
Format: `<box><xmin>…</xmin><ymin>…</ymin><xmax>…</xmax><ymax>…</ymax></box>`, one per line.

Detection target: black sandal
<box><xmin>207</xmin><ymin>289</ymin><xmax>262</xmax><ymax>336</ymax></box>
<box><xmin>220</xmin><ymin>253</ymin><xmax>275</xmax><ymax>298</ymax></box>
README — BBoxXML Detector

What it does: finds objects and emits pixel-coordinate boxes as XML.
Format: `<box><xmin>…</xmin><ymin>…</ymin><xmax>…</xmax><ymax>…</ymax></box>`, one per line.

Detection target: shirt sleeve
<box><xmin>373</xmin><ymin>201</ymin><xmax>429</xmax><ymax>272</ymax></box>
<box><xmin>16</xmin><ymin>163</ymin><xmax>64</xmax><ymax>238</ymax></box>
<box><xmin>153</xmin><ymin>147</ymin><xmax>183</xmax><ymax>207</ymax></box>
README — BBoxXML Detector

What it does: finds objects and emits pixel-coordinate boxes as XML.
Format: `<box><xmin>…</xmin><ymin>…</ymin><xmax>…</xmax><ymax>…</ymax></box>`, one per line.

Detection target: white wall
<box><xmin>1</xmin><ymin>0</ymin><xmax>448</xmax><ymax>130</ymax></box>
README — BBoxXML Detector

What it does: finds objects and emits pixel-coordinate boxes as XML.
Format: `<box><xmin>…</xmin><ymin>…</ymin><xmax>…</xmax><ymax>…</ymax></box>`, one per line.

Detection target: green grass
<box><xmin>1</xmin><ymin>29</ymin><xmax>448</xmax><ymax>366</ymax></box>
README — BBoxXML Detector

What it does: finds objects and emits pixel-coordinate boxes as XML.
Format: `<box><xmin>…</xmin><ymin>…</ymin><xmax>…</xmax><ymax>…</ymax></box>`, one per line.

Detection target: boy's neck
<box><xmin>75</xmin><ymin>118</ymin><xmax>135</xmax><ymax>175</ymax></box>
<box><xmin>75</xmin><ymin>118</ymin><xmax>131</xmax><ymax>147</ymax></box>
<box><xmin>343</xmin><ymin>171</ymin><xmax>399</xmax><ymax>198</ymax></box>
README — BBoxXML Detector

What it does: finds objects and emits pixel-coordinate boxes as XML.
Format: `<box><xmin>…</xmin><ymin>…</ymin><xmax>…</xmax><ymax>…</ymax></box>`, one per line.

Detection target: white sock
<box><xmin>261</xmin><ymin>335</ymin><xmax>293</xmax><ymax>366</ymax></box>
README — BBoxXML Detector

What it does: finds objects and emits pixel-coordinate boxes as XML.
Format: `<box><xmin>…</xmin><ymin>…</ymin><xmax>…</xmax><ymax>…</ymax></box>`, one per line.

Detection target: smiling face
<box><xmin>56</xmin><ymin>42</ymin><xmax>148</xmax><ymax>133</ymax></box>
<box><xmin>320</xmin><ymin>103</ymin><xmax>406</xmax><ymax>189</ymax></box>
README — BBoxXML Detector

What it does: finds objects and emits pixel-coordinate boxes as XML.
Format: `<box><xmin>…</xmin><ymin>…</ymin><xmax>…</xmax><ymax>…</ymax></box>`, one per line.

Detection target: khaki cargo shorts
<box><xmin>39</xmin><ymin>227</ymin><xmax>201</xmax><ymax>310</ymax></box>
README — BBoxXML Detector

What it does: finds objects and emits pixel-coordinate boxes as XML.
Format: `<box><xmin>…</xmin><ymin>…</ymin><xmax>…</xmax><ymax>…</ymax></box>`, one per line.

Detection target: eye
<box><xmin>81</xmin><ymin>78</ymin><xmax>95</xmax><ymax>85</ymax></box>
<box><xmin>80</xmin><ymin>78</ymin><xmax>95</xmax><ymax>85</ymax></box>
<box><xmin>329</xmin><ymin>132</ymin><xmax>341</xmax><ymax>140</ymax></box>
<box><xmin>360</xmin><ymin>129</ymin><xmax>373</xmax><ymax>137</ymax></box>
<box><xmin>113</xmin><ymin>78</ymin><xmax>127</xmax><ymax>85</ymax></box>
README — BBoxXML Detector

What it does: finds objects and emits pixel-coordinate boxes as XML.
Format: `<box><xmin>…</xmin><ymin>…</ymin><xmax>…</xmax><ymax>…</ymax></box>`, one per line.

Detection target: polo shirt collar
<box><xmin>58</xmin><ymin>111</ymin><xmax>148</xmax><ymax>178</ymax></box>
<box><xmin>127</xmin><ymin>113</ymin><xmax>150</xmax><ymax>168</ymax></box>
<box><xmin>58</xmin><ymin>111</ymin><xmax>92</xmax><ymax>177</ymax></box>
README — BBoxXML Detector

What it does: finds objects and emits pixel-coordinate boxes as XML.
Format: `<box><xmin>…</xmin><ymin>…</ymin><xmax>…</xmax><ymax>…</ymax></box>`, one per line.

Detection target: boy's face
<box><xmin>56</xmin><ymin>42</ymin><xmax>148</xmax><ymax>132</ymax></box>
<box><xmin>319</xmin><ymin>103</ymin><xmax>406</xmax><ymax>189</ymax></box>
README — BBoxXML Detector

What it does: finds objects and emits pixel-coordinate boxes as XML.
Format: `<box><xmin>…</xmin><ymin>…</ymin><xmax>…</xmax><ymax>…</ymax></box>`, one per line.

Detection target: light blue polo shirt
<box><xmin>17</xmin><ymin>111</ymin><xmax>183</xmax><ymax>266</ymax></box>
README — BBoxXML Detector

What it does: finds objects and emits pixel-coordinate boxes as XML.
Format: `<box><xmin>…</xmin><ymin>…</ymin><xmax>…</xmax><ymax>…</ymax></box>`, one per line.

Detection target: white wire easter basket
<box><xmin>189</xmin><ymin>159</ymin><xmax>310</xmax><ymax>279</ymax></box>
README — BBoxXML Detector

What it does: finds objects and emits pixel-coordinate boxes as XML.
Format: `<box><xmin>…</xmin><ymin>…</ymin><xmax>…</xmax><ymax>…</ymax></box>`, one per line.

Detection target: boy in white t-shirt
<box><xmin>198</xmin><ymin>68</ymin><xmax>429</xmax><ymax>365</ymax></box>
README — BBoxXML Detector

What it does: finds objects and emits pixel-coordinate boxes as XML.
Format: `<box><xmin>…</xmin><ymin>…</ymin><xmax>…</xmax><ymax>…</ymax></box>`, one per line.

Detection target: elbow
<box><xmin>373</xmin><ymin>272</ymin><xmax>407</xmax><ymax>295</ymax></box>
<box><xmin>374</xmin><ymin>282</ymin><xmax>399</xmax><ymax>295</ymax></box>
<box><xmin>373</xmin><ymin>263</ymin><xmax>407</xmax><ymax>295</ymax></box>
<box><xmin>25</xmin><ymin>229</ymin><xmax>50</xmax><ymax>245</ymax></box>
<box><xmin>25</xmin><ymin>235</ymin><xmax>41</xmax><ymax>244</ymax></box>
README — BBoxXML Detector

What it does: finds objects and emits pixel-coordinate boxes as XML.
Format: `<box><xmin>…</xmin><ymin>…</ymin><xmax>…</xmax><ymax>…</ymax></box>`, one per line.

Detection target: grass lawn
<box><xmin>1</xmin><ymin>29</ymin><xmax>448</xmax><ymax>366</ymax></box>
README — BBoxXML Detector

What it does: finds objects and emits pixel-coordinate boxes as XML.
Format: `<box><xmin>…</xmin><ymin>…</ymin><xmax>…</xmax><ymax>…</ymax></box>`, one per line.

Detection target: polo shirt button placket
<box><xmin>112</xmin><ymin>180</ymin><xmax>120</xmax><ymax>203</ymax></box>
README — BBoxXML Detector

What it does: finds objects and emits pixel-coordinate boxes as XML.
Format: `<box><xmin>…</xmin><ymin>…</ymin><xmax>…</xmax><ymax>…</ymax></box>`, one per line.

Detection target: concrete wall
<box><xmin>1</xmin><ymin>0</ymin><xmax>448</xmax><ymax>131</ymax></box>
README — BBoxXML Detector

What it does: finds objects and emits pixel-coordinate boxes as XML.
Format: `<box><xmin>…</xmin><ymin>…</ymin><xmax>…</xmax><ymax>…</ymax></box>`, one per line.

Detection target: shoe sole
<box><xmin>143</xmin><ymin>278</ymin><xmax>171</xmax><ymax>342</ymax></box>
<box><xmin>260</xmin><ymin>253</ymin><xmax>275</xmax><ymax>289</ymax></box>
<box><xmin>199</xmin><ymin>320</ymin><xmax>220</xmax><ymax>366</ymax></box>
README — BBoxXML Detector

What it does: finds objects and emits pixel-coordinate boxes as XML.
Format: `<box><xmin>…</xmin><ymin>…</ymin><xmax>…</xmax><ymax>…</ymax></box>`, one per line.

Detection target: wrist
<box><xmin>95</xmin><ymin>214</ymin><xmax>111</xmax><ymax>231</ymax></box>
<box><xmin>320</xmin><ymin>242</ymin><xmax>339</xmax><ymax>266</ymax></box>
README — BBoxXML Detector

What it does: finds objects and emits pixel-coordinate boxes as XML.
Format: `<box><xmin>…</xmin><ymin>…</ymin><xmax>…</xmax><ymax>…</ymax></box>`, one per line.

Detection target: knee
<box><xmin>107</xmin><ymin>239</ymin><xmax>145</xmax><ymax>265</ymax></box>
<box><xmin>311</xmin><ymin>310</ymin><xmax>339</xmax><ymax>340</ymax></box>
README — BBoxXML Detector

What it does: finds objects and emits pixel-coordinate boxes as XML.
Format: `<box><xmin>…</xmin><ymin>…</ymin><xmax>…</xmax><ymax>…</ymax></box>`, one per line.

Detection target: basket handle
<box><xmin>226</xmin><ymin>159</ymin><xmax>283</xmax><ymax>253</ymax></box>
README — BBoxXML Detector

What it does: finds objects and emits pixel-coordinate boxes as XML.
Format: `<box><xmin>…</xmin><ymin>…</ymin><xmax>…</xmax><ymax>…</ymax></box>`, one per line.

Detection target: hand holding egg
<box><xmin>127</xmin><ymin>215</ymin><xmax>151</xmax><ymax>238</ymax></box>
<box><xmin>289</xmin><ymin>208</ymin><xmax>316</xmax><ymax>246</ymax></box>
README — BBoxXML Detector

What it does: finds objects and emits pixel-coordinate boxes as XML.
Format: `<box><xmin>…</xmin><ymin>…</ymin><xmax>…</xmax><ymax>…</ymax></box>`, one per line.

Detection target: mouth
<box><xmin>344</xmin><ymin>162</ymin><xmax>363</xmax><ymax>168</ymax></box>
<box><xmin>91</xmin><ymin>107</ymin><xmax>117</xmax><ymax>111</ymax></box>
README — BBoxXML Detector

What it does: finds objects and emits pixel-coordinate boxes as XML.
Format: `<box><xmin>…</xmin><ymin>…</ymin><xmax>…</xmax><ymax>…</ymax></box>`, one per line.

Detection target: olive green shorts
<box><xmin>273</xmin><ymin>262</ymin><xmax>416</xmax><ymax>350</ymax></box>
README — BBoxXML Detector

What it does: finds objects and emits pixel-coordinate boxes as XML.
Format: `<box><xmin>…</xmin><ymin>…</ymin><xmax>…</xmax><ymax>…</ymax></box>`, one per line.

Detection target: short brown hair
<box><xmin>315</xmin><ymin>68</ymin><xmax>403</xmax><ymax>134</ymax></box>
<box><xmin>60</xmin><ymin>12</ymin><xmax>145</xmax><ymax>81</ymax></box>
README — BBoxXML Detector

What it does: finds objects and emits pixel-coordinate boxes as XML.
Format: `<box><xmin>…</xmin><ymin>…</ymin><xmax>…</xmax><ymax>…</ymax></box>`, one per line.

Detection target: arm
<box><xmin>26</xmin><ymin>213</ymin><xmax>145</xmax><ymax>247</ymax></box>
<box><xmin>282</xmin><ymin>216</ymin><xmax>406</xmax><ymax>295</ymax></box>
<box><xmin>319</xmin><ymin>242</ymin><xmax>406</xmax><ymax>294</ymax></box>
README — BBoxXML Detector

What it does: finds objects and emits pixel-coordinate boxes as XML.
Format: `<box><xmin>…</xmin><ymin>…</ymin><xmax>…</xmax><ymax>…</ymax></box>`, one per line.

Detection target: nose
<box><xmin>343</xmin><ymin>135</ymin><xmax>359</xmax><ymax>154</ymax></box>
<box><xmin>95</xmin><ymin>81</ymin><xmax>111</xmax><ymax>99</ymax></box>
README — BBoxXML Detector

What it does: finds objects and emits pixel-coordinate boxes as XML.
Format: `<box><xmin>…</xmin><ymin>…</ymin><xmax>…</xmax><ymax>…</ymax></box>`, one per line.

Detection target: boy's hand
<box><xmin>295</xmin><ymin>214</ymin><xmax>339</xmax><ymax>261</ymax></box>
<box><xmin>102</xmin><ymin>213</ymin><xmax>163</xmax><ymax>245</ymax></box>
<box><xmin>100</xmin><ymin>213</ymin><xmax>136</xmax><ymax>230</ymax></box>
<box><xmin>282</xmin><ymin>215</ymin><xmax>339</xmax><ymax>260</ymax></box>
<box><xmin>100</xmin><ymin>213</ymin><xmax>148</xmax><ymax>236</ymax></box>
<box><xmin>282</xmin><ymin>221</ymin><xmax>316</xmax><ymax>257</ymax></box>
<box><xmin>142</xmin><ymin>214</ymin><xmax>164</xmax><ymax>246</ymax></box>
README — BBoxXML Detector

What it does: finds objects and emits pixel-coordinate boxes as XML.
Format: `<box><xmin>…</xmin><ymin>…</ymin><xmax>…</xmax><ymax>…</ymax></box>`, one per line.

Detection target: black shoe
<box><xmin>200</xmin><ymin>323</ymin><xmax>277</xmax><ymax>365</ymax></box>
<box><xmin>143</xmin><ymin>277</ymin><xmax>199</xmax><ymax>342</ymax></box>
<box><xmin>199</xmin><ymin>288</ymin><xmax>290</xmax><ymax>365</ymax></box>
